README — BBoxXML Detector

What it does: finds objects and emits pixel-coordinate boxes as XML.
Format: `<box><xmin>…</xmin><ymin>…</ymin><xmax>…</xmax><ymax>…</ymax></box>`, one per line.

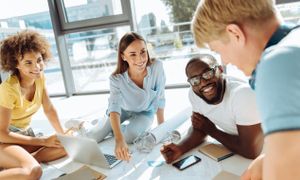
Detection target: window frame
<box><xmin>55</xmin><ymin>0</ymin><xmax>133</xmax><ymax>33</ymax></box>
<box><xmin>277</xmin><ymin>0</ymin><xmax>300</xmax><ymax>4</ymax></box>
<box><xmin>48</xmin><ymin>0</ymin><xmax>135</xmax><ymax>96</ymax></box>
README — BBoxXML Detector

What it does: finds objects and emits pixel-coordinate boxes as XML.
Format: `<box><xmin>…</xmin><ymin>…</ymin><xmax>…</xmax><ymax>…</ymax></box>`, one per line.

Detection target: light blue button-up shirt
<box><xmin>107</xmin><ymin>60</ymin><xmax>166</xmax><ymax>115</ymax></box>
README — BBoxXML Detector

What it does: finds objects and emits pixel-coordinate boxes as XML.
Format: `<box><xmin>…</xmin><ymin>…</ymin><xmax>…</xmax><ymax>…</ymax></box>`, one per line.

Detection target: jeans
<box><xmin>86</xmin><ymin>109</ymin><xmax>154</xmax><ymax>144</ymax></box>
<box><xmin>8</xmin><ymin>125</ymin><xmax>35</xmax><ymax>137</ymax></box>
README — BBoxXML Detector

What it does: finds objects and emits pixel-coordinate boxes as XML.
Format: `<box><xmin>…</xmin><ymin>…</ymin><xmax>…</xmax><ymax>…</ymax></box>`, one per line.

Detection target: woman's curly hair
<box><xmin>0</xmin><ymin>30</ymin><xmax>52</xmax><ymax>75</ymax></box>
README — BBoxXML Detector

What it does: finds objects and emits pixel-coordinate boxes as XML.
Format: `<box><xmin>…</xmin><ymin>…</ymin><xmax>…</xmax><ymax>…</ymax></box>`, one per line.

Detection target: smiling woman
<box><xmin>84</xmin><ymin>32</ymin><xmax>167</xmax><ymax>162</ymax></box>
<box><xmin>0</xmin><ymin>30</ymin><xmax>66</xmax><ymax>179</ymax></box>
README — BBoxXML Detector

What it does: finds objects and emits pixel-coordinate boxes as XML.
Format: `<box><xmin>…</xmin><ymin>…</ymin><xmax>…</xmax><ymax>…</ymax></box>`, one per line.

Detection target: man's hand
<box><xmin>192</xmin><ymin>112</ymin><xmax>216</xmax><ymax>134</ymax></box>
<box><xmin>241</xmin><ymin>154</ymin><xmax>264</xmax><ymax>180</ymax></box>
<box><xmin>160</xmin><ymin>143</ymin><xmax>183</xmax><ymax>164</ymax></box>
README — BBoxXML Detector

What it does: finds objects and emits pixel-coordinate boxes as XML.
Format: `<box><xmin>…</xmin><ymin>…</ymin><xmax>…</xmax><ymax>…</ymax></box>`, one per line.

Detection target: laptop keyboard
<box><xmin>104</xmin><ymin>154</ymin><xmax>119</xmax><ymax>165</ymax></box>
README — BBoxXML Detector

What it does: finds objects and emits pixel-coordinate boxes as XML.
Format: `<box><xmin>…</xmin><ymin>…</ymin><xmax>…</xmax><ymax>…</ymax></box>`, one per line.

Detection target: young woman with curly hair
<box><xmin>0</xmin><ymin>30</ymin><xmax>66</xmax><ymax>180</ymax></box>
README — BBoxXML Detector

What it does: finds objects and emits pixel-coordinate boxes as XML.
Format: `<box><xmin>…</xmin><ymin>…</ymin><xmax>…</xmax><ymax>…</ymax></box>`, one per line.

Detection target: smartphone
<box><xmin>172</xmin><ymin>155</ymin><xmax>201</xmax><ymax>171</ymax></box>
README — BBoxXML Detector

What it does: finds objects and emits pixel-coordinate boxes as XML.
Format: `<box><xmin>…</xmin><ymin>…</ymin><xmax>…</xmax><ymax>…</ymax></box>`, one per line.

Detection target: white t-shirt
<box><xmin>189</xmin><ymin>75</ymin><xmax>260</xmax><ymax>135</ymax></box>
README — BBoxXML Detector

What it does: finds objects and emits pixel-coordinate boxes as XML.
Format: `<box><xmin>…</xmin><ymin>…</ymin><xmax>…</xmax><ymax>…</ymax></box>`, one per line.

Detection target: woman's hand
<box><xmin>115</xmin><ymin>139</ymin><xmax>131</xmax><ymax>161</ymax></box>
<box><xmin>43</xmin><ymin>134</ymin><xmax>62</xmax><ymax>148</ymax></box>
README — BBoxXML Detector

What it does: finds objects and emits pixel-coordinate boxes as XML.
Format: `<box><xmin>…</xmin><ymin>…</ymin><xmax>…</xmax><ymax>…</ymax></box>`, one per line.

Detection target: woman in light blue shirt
<box><xmin>90</xmin><ymin>32</ymin><xmax>166</xmax><ymax>161</ymax></box>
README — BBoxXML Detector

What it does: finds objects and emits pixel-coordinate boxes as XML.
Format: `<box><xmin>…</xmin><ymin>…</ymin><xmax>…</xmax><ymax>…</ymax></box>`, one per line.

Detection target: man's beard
<box><xmin>196</xmin><ymin>79</ymin><xmax>225</xmax><ymax>105</ymax></box>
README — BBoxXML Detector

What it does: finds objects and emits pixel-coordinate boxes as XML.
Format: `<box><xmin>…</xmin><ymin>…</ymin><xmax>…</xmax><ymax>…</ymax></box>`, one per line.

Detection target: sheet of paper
<box><xmin>173</xmin><ymin>117</ymin><xmax>191</xmax><ymax>140</ymax></box>
<box><xmin>151</xmin><ymin>106</ymin><xmax>192</xmax><ymax>143</ymax></box>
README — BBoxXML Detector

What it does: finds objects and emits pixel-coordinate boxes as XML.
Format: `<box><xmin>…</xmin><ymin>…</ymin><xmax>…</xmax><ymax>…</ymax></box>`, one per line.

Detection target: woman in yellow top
<box><xmin>0</xmin><ymin>30</ymin><xmax>66</xmax><ymax>179</ymax></box>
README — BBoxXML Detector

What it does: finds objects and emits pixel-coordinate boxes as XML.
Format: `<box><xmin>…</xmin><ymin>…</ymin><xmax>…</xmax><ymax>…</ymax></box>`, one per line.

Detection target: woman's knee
<box><xmin>23</xmin><ymin>164</ymin><xmax>42</xmax><ymax>180</ymax></box>
<box><xmin>58</xmin><ymin>147</ymin><xmax>67</xmax><ymax>157</ymax></box>
<box><xmin>48</xmin><ymin>147</ymin><xmax>67</xmax><ymax>160</ymax></box>
<box><xmin>124</xmin><ymin>130</ymin><xmax>141</xmax><ymax>144</ymax></box>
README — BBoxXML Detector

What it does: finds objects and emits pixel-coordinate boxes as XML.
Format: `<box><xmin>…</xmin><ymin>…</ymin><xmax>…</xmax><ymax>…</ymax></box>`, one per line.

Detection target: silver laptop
<box><xmin>57</xmin><ymin>134</ymin><xmax>121</xmax><ymax>169</ymax></box>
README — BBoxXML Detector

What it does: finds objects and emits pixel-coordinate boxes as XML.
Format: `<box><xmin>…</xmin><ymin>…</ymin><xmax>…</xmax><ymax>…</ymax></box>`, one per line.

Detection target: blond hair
<box><xmin>192</xmin><ymin>0</ymin><xmax>276</xmax><ymax>47</ymax></box>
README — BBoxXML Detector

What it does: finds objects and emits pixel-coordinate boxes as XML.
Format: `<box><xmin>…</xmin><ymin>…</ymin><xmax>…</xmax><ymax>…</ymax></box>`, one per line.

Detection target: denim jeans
<box><xmin>8</xmin><ymin>125</ymin><xmax>35</xmax><ymax>137</ymax></box>
<box><xmin>86</xmin><ymin>109</ymin><xmax>154</xmax><ymax>144</ymax></box>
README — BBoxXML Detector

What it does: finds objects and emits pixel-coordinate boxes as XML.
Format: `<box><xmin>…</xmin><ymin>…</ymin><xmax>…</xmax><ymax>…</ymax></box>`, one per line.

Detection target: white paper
<box><xmin>150</xmin><ymin>106</ymin><xmax>192</xmax><ymax>143</ymax></box>
<box><xmin>172</xmin><ymin>117</ymin><xmax>192</xmax><ymax>140</ymax></box>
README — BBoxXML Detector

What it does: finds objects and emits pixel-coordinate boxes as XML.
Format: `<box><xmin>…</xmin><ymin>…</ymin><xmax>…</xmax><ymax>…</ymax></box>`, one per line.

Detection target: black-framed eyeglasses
<box><xmin>187</xmin><ymin>66</ymin><xmax>218</xmax><ymax>86</ymax></box>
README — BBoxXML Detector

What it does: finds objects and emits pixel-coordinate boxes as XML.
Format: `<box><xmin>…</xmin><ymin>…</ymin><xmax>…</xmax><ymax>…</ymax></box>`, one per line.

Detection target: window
<box><xmin>66</xmin><ymin>26</ymin><xmax>130</xmax><ymax>92</ymax></box>
<box><xmin>132</xmin><ymin>0</ymin><xmax>206</xmax><ymax>86</ymax></box>
<box><xmin>48</xmin><ymin>0</ymin><xmax>133</xmax><ymax>95</ymax></box>
<box><xmin>277</xmin><ymin>1</ymin><xmax>300</xmax><ymax>24</ymax></box>
<box><xmin>63</xmin><ymin>0</ymin><xmax>122</xmax><ymax>22</ymax></box>
<box><xmin>55</xmin><ymin>0</ymin><xmax>132</xmax><ymax>32</ymax></box>
<box><xmin>0</xmin><ymin>0</ymin><xmax>65</xmax><ymax>95</ymax></box>
<box><xmin>5</xmin><ymin>0</ymin><xmax>297</xmax><ymax>96</ymax></box>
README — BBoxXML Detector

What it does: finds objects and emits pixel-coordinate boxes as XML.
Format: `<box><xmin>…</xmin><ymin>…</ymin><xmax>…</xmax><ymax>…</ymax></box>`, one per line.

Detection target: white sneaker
<box><xmin>64</xmin><ymin>119</ymin><xmax>83</xmax><ymax>130</ymax></box>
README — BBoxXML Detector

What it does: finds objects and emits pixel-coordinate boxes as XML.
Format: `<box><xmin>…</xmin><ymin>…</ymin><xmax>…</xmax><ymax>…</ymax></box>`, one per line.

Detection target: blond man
<box><xmin>192</xmin><ymin>0</ymin><xmax>300</xmax><ymax>180</ymax></box>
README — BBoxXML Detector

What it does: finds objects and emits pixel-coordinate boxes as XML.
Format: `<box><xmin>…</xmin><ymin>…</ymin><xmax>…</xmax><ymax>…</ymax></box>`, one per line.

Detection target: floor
<box><xmin>31</xmin><ymin>87</ymin><xmax>251</xmax><ymax>180</ymax></box>
<box><xmin>31</xmin><ymin>88</ymin><xmax>191</xmax><ymax>136</ymax></box>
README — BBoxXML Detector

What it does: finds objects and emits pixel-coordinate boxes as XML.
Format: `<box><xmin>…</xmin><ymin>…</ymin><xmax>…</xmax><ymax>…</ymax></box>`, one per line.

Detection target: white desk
<box><xmin>45</xmin><ymin>137</ymin><xmax>251</xmax><ymax>180</ymax></box>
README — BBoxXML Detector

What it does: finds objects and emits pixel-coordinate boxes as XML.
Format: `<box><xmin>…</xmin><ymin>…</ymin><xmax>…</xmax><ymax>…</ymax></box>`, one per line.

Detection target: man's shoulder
<box><xmin>188</xmin><ymin>88</ymin><xmax>206</xmax><ymax>108</ymax></box>
<box><xmin>225</xmin><ymin>76</ymin><xmax>255</xmax><ymax>103</ymax></box>
<box><xmin>279</xmin><ymin>27</ymin><xmax>300</xmax><ymax>48</ymax></box>
<box><xmin>225</xmin><ymin>76</ymin><xmax>250</xmax><ymax>92</ymax></box>
<box><xmin>261</xmin><ymin>28</ymin><xmax>300</xmax><ymax>67</ymax></box>
<box><xmin>188</xmin><ymin>88</ymin><xmax>197</xmax><ymax>101</ymax></box>
<box><xmin>259</xmin><ymin>45</ymin><xmax>300</xmax><ymax>80</ymax></box>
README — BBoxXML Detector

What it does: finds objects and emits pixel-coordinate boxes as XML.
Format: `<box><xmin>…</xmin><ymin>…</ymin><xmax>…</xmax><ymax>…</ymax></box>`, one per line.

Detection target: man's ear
<box><xmin>225</xmin><ymin>24</ymin><xmax>246</xmax><ymax>46</ymax></box>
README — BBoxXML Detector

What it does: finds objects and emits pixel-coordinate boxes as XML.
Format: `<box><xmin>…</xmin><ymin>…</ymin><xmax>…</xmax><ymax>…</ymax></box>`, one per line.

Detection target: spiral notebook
<box><xmin>198</xmin><ymin>143</ymin><xmax>234</xmax><ymax>162</ymax></box>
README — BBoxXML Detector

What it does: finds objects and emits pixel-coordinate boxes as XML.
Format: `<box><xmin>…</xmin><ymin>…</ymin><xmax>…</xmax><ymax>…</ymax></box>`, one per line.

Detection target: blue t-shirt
<box><xmin>107</xmin><ymin>60</ymin><xmax>166</xmax><ymax>115</ymax></box>
<box><xmin>256</xmin><ymin>27</ymin><xmax>300</xmax><ymax>135</ymax></box>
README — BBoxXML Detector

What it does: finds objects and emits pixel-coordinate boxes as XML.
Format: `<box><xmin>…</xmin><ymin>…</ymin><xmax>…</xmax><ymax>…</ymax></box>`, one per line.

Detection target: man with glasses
<box><xmin>160</xmin><ymin>54</ymin><xmax>263</xmax><ymax>163</ymax></box>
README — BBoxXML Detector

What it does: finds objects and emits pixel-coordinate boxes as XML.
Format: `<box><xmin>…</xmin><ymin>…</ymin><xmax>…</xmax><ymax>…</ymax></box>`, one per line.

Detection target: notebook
<box><xmin>54</xmin><ymin>166</ymin><xmax>106</xmax><ymax>180</ymax></box>
<box><xmin>198</xmin><ymin>143</ymin><xmax>233</xmax><ymax>161</ymax></box>
<box><xmin>57</xmin><ymin>134</ymin><xmax>121</xmax><ymax>168</ymax></box>
<box><xmin>213</xmin><ymin>171</ymin><xmax>240</xmax><ymax>180</ymax></box>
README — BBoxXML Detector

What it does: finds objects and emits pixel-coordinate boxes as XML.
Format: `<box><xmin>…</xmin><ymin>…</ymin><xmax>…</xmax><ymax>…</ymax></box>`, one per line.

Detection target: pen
<box><xmin>128</xmin><ymin>152</ymin><xmax>137</xmax><ymax>170</ymax></box>
<box><xmin>130</xmin><ymin>160</ymin><xmax>137</xmax><ymax>170</ymax></box>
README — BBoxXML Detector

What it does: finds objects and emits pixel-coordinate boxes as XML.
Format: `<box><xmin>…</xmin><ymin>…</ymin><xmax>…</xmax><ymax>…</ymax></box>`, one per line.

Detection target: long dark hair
<box><xmin>112</xmin><ymin>32</ymin><xmax>153</xmax><ymax>75</ymax></box>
